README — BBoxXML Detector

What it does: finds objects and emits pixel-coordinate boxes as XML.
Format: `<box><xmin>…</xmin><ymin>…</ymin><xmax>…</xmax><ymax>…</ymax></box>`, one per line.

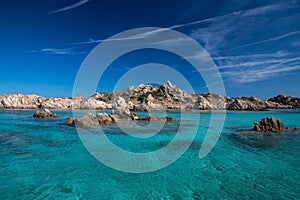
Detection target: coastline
<box><xmin>1</xmin><ymin>82</ymin><xmax>299</xmax><ymax>111</ymax></box>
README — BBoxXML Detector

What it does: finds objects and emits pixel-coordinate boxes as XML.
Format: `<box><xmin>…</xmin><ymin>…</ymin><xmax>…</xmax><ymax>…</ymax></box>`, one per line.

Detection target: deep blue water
<box><xmin>0</xmin><ymin>110</ymin><xmax>299</xmax><ymax>199</ymax></box>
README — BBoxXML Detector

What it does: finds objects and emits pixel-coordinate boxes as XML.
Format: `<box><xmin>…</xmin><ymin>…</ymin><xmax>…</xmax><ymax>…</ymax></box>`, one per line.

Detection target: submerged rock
<box><xmin>253</xmin><ymin>117</ymin><xmax>284</xmax><ymax>133</ymax></box>
<box><xmin>228</xmin><ymin>131</ymin><xmax>283</xmax><ymax>149</ymax></box>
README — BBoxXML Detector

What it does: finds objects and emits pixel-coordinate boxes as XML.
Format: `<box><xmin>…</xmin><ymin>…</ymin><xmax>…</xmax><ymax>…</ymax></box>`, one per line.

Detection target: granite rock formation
<box><xmin>33</xmin><ymin>108</ymin><xmax>58</xmax><ymax>119</ymax></box>
<box><xmin>0</xmin><ymin>82</ymin><xmax>298</xmax><ymax>111</ymax></box>
<box><xmin>253</xmin><ymin>117</ymin><xmax>285</xmax><ymax>133</ymax></box>
<box><xmin>66</xmin><ymin>97</ymin><xmax>176</xmax><ymax>127</ymax></box>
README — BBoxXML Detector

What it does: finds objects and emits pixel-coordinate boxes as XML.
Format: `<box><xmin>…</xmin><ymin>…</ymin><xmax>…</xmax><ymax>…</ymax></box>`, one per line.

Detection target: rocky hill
<box><xmin>0</xmin><ymin>81</ymin><xmax>298</xmax><ymax>111</ymax></box>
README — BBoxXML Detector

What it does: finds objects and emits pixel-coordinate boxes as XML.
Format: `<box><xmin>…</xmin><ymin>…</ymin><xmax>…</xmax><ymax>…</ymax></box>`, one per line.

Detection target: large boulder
<box><xmin>96</xmin><ymin>113</ymin><xmax>115</xmax><ymax>124</ymax></box>
<box><xmin>33</xmin><ymin>109</ymin><xmax>58</xmax><ymax>119</ymax></box>
<box><xmin>253</xmin><ymin>117</ymin><xmax>284</xmax><ymax>133</ymax></box>
<box><xmin>66</xmin><ymin>113</ymin><xmax>116</xmax><ymax>127</ymax></box>
<box><xmin>73</xmin><ymin>113</ymin><xmax>99</xmax><ymax>127</ymax></box>
<box><xmin>111</xmin><ymin>97</ymin><xmax>131</xmax><ymax>118</ymax></box>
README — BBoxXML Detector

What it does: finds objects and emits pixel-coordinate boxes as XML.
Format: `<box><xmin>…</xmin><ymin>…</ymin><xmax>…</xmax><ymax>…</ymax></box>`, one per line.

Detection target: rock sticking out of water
<box><xmin>66</xmin><ymin>113</ymin><xmax>116</xmax><ymax>127</ymax></box>
<box><xmin>66</xmin><ymin>97</ymin><xmax>176</xmax><ymax>127</ymax></box>
<box><xmin>253</xmin><ymin>117</ymin><xmax>284</xmax><ymax>133</ymax></box>
<box><xmin>33</xmin><ymin>108</ymin><xmax>58</xmax><ymax>119</ymax></box>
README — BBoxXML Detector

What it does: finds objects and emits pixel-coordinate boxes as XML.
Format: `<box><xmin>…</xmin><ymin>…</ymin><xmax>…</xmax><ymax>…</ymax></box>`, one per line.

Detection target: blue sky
<box><xmin>0</xmin><ymin>0</ymin><xmax>299</xmax><ymax>98</ymax></box>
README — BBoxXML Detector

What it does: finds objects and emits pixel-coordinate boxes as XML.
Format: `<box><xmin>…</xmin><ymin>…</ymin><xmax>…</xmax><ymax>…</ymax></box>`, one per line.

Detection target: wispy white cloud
<box><xmin>224</xmin><ymin>30</ymin><xmax>300</xmax><ymax>52</ymax></box>
<box><xmin>221</xmin><ymin>57</ymin><xmax>300</xmax><ymax>83</ymax></box>
<box><xmin>63</xmin><ymin>1</ymin><xmax>300</xmax><ymax>84</ymax></box>
<box><xmin>212</xmin><ymin>51</ymin><xmax>292</xmax><ymax>61</ymax></box>
<box><xmin>47</xmin><ymin>0</ymin><xmax>90</xmax><ymax>15</ymax></box>
<box><xmin>31</xmin><ymin>48</ymin><xmax>86</xmax><ymax>55</ymax></box>
<box><xmin>223</xmin><ymin>65</ymin><xmax>300</xmax><ymax>83</ymax></box>
<box><xmin>185</xmin><ymin>2</ymin><xmax>300</xmax><ymax>84</ymax></box>
<box><xmin>69</xmin><ymin>3</ymin><xmax>294</xmax><ymax>46</ymax></box>
<box><xmin>70</xmin><ymin>34</ymin><xmax>147</xmax><ymax>45</ymax></box>
<box><xmin>291</xmin><ymin>41</ymin><xmax>300</xmax><ymax>46</ymax></box>
<box><xmin>218</xmin><ymin>59</ymin><xmax>288</xmax><ymax>70</ymax></box>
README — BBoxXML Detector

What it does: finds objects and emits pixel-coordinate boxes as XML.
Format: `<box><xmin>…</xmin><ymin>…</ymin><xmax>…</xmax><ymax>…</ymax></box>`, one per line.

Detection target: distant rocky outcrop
<box><xmin>253</xmin><ymin>117</ymin><xmax>285</xmax><ymax>133</ymax></box>
<box><xmin>0</xmin><ymin>94</ymin><xmax>111</xmax><ymax>110</ymax></box>
<box><xmin>268</xmin><ymin>95</ymin><xmax>300</xmax><ymax>108</ymax></box>
<box><xmin>0</xmin><ymin>82</ymin><xmax>299</xmax><ymax>111</ymax></box>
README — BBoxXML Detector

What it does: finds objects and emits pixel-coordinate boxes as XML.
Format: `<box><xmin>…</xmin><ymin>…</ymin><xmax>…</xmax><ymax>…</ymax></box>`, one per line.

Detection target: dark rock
<box><xmin>268</xmin><ymin>94</ymin><xmax>300</xmax><ymax>108</ymax></box>
<box><xmin>96</xmin><ymin>113</ymin><xmax>115</xmax><ymax>124</ymax></box>
<box><xmin>33</xmin><ymin>109</ymin><xmax>58</xmax><ymax>119</ymax></box>
<box><xmin>130</xmin><ymin>113</ymin><xmax>139</xmax><ymax>120</ymax></box>
<box><xmin>132</xmin><ymin>104</ymin><xmax>149</xmax><ymax>112</ymax></box>
<box><xmin>253</xmin><ymin>117</ymin><xmax>284</xmax><ymax>133</ymax></box>
<box><xmin>285</xmin><ymin>127</ymin><xmax>300</xmax><ymax>131</ymax></box>
<box><xmin>138</xmin><ymin>116</ymin><xmax>177</xmax><ymax>122</ymax></box>
<box><xmin>37</xmin><ymin>103</ymin><xmax>44</xmax><ymax>109</ymax></box>
<box><xmin>65</xmin><ymin>118</ymin><xmax>75</xmax><ymax>125</ymax></box>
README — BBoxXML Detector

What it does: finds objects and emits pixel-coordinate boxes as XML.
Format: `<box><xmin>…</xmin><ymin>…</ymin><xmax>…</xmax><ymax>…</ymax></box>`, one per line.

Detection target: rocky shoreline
<box><xmin>1</xmin><ymin>81</ymin><xmax>299</xmax><ymax>111</ymax></box>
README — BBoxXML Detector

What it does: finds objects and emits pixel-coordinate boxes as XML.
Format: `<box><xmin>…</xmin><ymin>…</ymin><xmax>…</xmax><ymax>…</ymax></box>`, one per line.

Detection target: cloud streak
<box><xmin>69</xmin><ymin>2</ymin><xmax>294</xmax><ymax>45</ymax></box>
<box><xmin>31</xmin><ymin>48</ymin><xmax>86</xmax><ymax>55</ymax></box>
<box><xmin>64</xmin><ymin>2</ymin><xmax>300</xmax><ymax>84</ymax></box>
<box><xmin>221</xmin><ymin>57</ymin><xmax>300</xmax><ymax>83</ymax></box>
<box><xmin>224</xmin><ymin>30</ymin><xmax>300</xmax><ymax>52</ymax></box>
<box><xmin>47</xmin><ymin>0</ymin><xmax>90</xmax><ymax>15</ymax></box>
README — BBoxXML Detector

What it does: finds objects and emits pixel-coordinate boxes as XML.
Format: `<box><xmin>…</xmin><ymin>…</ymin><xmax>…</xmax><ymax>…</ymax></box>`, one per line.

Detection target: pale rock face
<box><xmin>198</xmin><ymin>95</ymin><xmax>212</xmax><ymax>110</ymax></box>
<box><xmin>1</xmin><ymin>98</ymin><xmax>12</xmax><ymax>108</ymax></box>
<box><xmin>0</xmin><ymin>93</ymin><xmax>112</xmax><ymax>110</ymax></box>
<box><xmin>111</xmin><ymin>97</ymin><xmax>131</xmax><ymax>118</ymax></box>
<box><xmin>0</xmin><ymin>81</ymin><xmax>298</xmax><ymax>111</ymax></box>
<box><xmin>127</xmin><ymin>101</ymin><xmax>134</xmax><ymax>110</ymax></box>
<box><xmin>74</xmin><ymin>113</ymin><xmax>99</xmax><ymax>127</ymax></box>
<box><xmin>147</xmin><ymin>94</ymin><xmax>154</xmax><ymax>102</ymax></box>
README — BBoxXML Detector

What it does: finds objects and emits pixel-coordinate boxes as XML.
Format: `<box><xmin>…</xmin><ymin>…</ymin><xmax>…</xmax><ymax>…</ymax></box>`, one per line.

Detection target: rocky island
<box><xmin>0</xmin><ymin>81</ymin><xmax>299</xmax><ymax>111</ymax></box>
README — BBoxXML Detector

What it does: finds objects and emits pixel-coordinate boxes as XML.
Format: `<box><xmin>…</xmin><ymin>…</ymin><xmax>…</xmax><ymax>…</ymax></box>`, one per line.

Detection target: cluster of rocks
<box><xmin>65</xmin><ymin>97</ymin><xmax>177</xmax><ymax>127</ymax></box>
<box><xmin>0</xmin><ymin>81</ymin><xmax>299</xmax><ymax>111</ymax></box>
<box><xmin>253</xmin><ymin>117</ymin><xmax>300</xmax><ymax>133</ymax></box>
<box><xmin>268</xmin><ymin>95</ymin><xmax>300</xmax><ymax>108</ymax></box>
<box><xmin>29</xmin><ymin>96</ymin><xmax>300</xmax><ymax>134</ymax></box>
<box><xmin>253</xmin><ymin>117</ymin><xmax>285</xmax><ymax>132</ymax></box>
<box><xmin>33</xmin><ymin>104</ymin><xmax>58</xmax><ymax>119</ymax></box>
<box><xmin>33</xmin><ymin>109</ymin><xmax>58</xmax><ymax>119</ymax></box>
<box><xmin>113</xmin><ymin>81</ymin><xmax>294</xmax><ymax>111</ymax></box>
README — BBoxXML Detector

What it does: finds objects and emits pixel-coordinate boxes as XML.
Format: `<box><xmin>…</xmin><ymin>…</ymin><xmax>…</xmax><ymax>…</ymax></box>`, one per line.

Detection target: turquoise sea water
<box><xmin>0</xmin><ymin>110</ymin><xmax>299</xmax><ymax>199</ymax></box>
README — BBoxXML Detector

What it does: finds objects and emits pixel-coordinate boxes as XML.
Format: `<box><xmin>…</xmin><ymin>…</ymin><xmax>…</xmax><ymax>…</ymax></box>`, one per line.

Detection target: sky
<box><xmin>0</xmin><ymin>0</ymin><xmax>299</xmax><ymax>99</ymax></box>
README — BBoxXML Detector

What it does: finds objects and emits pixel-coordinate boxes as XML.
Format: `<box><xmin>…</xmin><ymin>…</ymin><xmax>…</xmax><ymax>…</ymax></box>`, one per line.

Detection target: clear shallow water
<box><xmin>0</xmin><ymin>110</ymin><xmax>299</xmax><ymax>199</ymax></box>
